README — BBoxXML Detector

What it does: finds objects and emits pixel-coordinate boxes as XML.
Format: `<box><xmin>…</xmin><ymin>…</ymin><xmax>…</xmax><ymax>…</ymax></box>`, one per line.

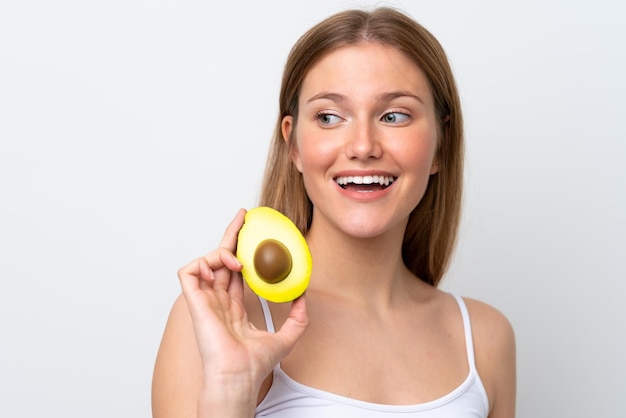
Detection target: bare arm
<box><xmin>152</xmin><ymin>294</ymin><xmax>206</xmax><ymax>418</ymax></box>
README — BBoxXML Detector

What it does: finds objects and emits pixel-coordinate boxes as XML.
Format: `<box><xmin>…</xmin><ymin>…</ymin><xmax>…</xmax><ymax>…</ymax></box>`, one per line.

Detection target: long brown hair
<box><xmin>260</xmin><ymin>7</ymin><xmax>464</xmax><ymax>287</ymax></box>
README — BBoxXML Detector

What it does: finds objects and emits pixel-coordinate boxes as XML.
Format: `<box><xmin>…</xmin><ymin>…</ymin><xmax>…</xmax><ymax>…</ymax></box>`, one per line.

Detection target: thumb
<box><xmin>274</xmin><ymin>295</ymin><xmax>309</xmax><ymax>354</ymax></box>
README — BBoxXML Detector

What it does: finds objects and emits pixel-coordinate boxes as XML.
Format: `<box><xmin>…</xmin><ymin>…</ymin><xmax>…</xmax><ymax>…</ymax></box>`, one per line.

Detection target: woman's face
<box><xmin>282</xmin><ymin>43</ymin><xmax>440</xmax><ymax>240</ymax></box>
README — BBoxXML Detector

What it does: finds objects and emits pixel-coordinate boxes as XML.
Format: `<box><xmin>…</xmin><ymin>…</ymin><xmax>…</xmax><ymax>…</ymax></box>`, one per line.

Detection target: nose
<box><xmin>345</xmin><ymin>120</ymin><xmax>382</xmax><ymax>160</ymax></box>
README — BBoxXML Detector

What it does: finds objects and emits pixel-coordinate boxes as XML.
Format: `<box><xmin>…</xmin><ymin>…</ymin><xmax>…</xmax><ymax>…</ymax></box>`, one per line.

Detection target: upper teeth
<box><xmin>335</xmin><ymin>175</ymin><xmax>395</xmax><ymax>186</ymax></box>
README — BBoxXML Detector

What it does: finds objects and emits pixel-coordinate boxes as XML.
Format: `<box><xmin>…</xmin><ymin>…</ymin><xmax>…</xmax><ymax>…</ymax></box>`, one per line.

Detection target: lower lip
<box><xmin>335</xmin><ymin>183</ymin><xmax>394</xmax><ymax>201</ymax></box>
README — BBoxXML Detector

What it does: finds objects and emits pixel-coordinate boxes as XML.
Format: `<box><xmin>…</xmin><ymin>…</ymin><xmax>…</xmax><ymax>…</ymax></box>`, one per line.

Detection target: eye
<box><xmin>381</xmin><ymin>112</ymin><xmax>410</xmax><ymax>124</ymax></box>
<box><xmin>316</xmin><ymin>112</ymin><xmax>343</xmax><ymax>126</ymax></box>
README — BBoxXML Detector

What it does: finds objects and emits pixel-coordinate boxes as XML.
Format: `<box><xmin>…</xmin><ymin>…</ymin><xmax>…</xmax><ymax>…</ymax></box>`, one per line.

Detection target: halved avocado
<box><xmin>237</xmin><ymin>207</ymin><xmax>312</xmax><ymax>303</ymax></box>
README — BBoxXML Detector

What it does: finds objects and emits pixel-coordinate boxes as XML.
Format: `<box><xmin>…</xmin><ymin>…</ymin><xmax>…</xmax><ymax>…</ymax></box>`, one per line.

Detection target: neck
<box><xmin>305</xmin><ymin>215</ymin><xmax>415</xmax><ymax>309</ymax></box>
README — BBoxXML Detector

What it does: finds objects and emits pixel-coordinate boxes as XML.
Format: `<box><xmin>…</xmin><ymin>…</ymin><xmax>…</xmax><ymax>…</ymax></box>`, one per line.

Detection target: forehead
<box><xmin>299</xmin><ymin>42</ymin><xmax>433</xmax><ymax>104</ymax></box>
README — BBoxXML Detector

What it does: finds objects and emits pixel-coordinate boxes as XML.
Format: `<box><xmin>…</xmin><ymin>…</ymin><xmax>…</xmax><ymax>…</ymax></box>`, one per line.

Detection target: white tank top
<box><xmin>255</xmin><ymin>294</ymin><xmax>489</xmax><ymax>418</ymax></box>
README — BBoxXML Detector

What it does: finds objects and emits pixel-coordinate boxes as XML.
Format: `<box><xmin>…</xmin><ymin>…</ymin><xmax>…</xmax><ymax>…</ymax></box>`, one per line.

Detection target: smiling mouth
<box><xmin>335</xmin><ymin>175</ymin><xmax>396</xmax><ymax>191</ymax></box>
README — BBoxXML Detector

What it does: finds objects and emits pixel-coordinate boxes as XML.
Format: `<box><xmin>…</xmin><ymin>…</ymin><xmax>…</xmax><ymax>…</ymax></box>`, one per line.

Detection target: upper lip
<box><xmin>333</xmin><ymin>170</ymin><xmax>398</xmax><ymax>178</ymax></box>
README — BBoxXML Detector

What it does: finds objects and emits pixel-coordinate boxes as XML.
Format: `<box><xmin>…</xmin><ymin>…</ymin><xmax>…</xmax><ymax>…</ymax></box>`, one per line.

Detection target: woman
<box><xmin>152</xmin><ymin>7</ymin><xmax>516</xmax><ymax>418</ymax></box>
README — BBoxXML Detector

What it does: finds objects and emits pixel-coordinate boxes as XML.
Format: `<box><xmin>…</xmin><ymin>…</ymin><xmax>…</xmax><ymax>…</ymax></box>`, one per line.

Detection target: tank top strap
<box><xmin>451</xmin><ymin>293</ymin><xmax>477</xmax><ymax>371</ymax></box>
<box><xmin>258</xmin><ymin>296</ymin><xmax>276</xmax><ymax>333</ymax></box>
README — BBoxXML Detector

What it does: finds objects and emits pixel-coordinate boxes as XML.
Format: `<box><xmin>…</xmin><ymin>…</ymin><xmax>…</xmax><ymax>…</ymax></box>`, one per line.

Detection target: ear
<box><xmin>430</xmin><ymin>115</ymin><xmax>450</xmax><ymax>175</ymax></box>
<box><xmin>281</xmin><ymin>115</ymin><xmax>302</xmax><ymax>172</ymax></box>
<box><xmin>430</xmin><ymin>158</ymin><xmax>440</xmax><ymax>175</ymax></box>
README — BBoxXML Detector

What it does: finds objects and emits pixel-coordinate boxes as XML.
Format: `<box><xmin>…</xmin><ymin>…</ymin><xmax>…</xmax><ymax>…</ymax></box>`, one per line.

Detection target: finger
<box><xmin>206</xmin><ymin>247</ymin><xmax>243</xmax><ymax>271</ymax></box>
<box><xmin>197</xmin><ymin>257</ymin><xmax>216</xmax><ymax>291</ymax></box>
<box><xmin>218</xmin><ymin>208</ymin><xmax>247</xmax><ymax>252</ymax></box>
<box><xmin>274</xmin><ymin>294</ymin><xmax>309</xmax><ymax>355</ymax></box>
<box><xmin>178</xmin><ymin>257</ymin><xmax>215</xmax><ymax>285</ymax></box>
<box><xmin>212</xmin><ymin>250</ymin><xmax>243</xmax><ymax>292</ymax></box>
<box><xmin>178</xmin><ymin>261</ymin><xmax>205</xmax><ymax>317</ymax></box>
<box><xmin>177</xmin><ymin>259</ymin><xmax>227</xmax><ymax>330</ymax></box>
<box><xmin>178</xmin><ymin>258</ymin><xmax>211</xmax><ymax>295</ymax></box>
<box><xmin>227</xmin><ymin>270</ymin><xmax>244</xmax><ymax>301</ymax></box>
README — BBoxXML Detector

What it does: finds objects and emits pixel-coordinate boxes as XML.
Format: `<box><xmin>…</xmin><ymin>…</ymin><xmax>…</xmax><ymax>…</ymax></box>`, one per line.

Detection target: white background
<box><xmin>1</xmin><ymin>0</ymin><xmax>624</xmax><ymax>416</ymax></box>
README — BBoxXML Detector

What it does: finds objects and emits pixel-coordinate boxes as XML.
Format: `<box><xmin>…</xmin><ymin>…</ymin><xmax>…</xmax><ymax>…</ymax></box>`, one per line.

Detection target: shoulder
<box><xmin>462</xmin><ymin>297</ymin><xmax>517</xmax><ymax>417</ymax></box>
<box><xmin>463</xmin><ymin>297</ymin><xmax>516</xmax><ymax>348</ymax></box>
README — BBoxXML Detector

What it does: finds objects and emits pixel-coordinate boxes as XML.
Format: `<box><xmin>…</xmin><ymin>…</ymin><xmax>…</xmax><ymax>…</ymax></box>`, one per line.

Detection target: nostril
<box><xmin>346</xmin><ymin>128</ymin><xmax>383</xmax><ymax>160</ymax></box>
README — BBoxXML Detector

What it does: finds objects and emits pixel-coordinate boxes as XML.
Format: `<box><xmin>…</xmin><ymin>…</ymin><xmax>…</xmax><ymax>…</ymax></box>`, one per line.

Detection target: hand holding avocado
<box><xmin>176</xmin><ymin>208</ymin><xmax>309</xmax><ymax>409</ymax></box>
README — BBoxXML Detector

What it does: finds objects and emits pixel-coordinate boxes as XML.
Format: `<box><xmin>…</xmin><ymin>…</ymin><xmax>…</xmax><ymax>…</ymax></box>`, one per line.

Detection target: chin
<box><xmin>310</xmin><ymin>204</ymin><xmax>411</xmax><ymax>241</ymax></box>
<box><xmin>338</xmin><ymin>217</ymin><xmax>406</xmax><ymax>241</ymax></box>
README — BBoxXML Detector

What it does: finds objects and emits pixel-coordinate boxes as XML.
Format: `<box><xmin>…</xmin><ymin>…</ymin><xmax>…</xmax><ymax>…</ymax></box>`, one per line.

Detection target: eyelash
<box><xmin>381</xmin><ymin>110</ymin><xmax>411</xmax><ymax>123</ymax></box>
<box><xmin>314</xmin><ymin>110</ymin><xmax>412</xmax><ymax>125</ymax></box>
<box><xmin>315</xmin><ymin>111</ymin><xmax>342</xmax><ymax>125</ymax></box>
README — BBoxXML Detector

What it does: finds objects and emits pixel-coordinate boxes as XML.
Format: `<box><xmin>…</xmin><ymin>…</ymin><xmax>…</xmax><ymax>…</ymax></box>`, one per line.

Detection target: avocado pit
<box><xmin>253</xmin><ymin>239</ymin><xmax>293</xmax><ymax>284</ymax></box>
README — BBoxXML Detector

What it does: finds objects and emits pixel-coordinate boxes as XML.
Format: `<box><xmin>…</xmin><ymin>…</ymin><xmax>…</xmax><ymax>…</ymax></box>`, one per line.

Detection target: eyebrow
<box><xmin>306</xmin><ymin>91</ymin><xmax>425</xmax><ymax>105</ymax></box>
<box><xmin>306</xmin><ymin>92</ymin><xmax>345</xmax><ymax>104</ymax></box>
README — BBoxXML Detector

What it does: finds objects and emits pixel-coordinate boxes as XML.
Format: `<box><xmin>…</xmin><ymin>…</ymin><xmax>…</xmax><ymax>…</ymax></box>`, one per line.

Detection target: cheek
<box><xmin>295</xmin><ymin>128</ymin><xmax>338</xmax><ymax>172</ymax></box>
<box><xmin>290</xmin><ymin>143</ymin><xmax>303</xmax><ymax>173</ymax></box>
<box><xmin>392</xmin><ymin>136</ymin><xmax>438</xmax><ymax>170</ymax></box>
